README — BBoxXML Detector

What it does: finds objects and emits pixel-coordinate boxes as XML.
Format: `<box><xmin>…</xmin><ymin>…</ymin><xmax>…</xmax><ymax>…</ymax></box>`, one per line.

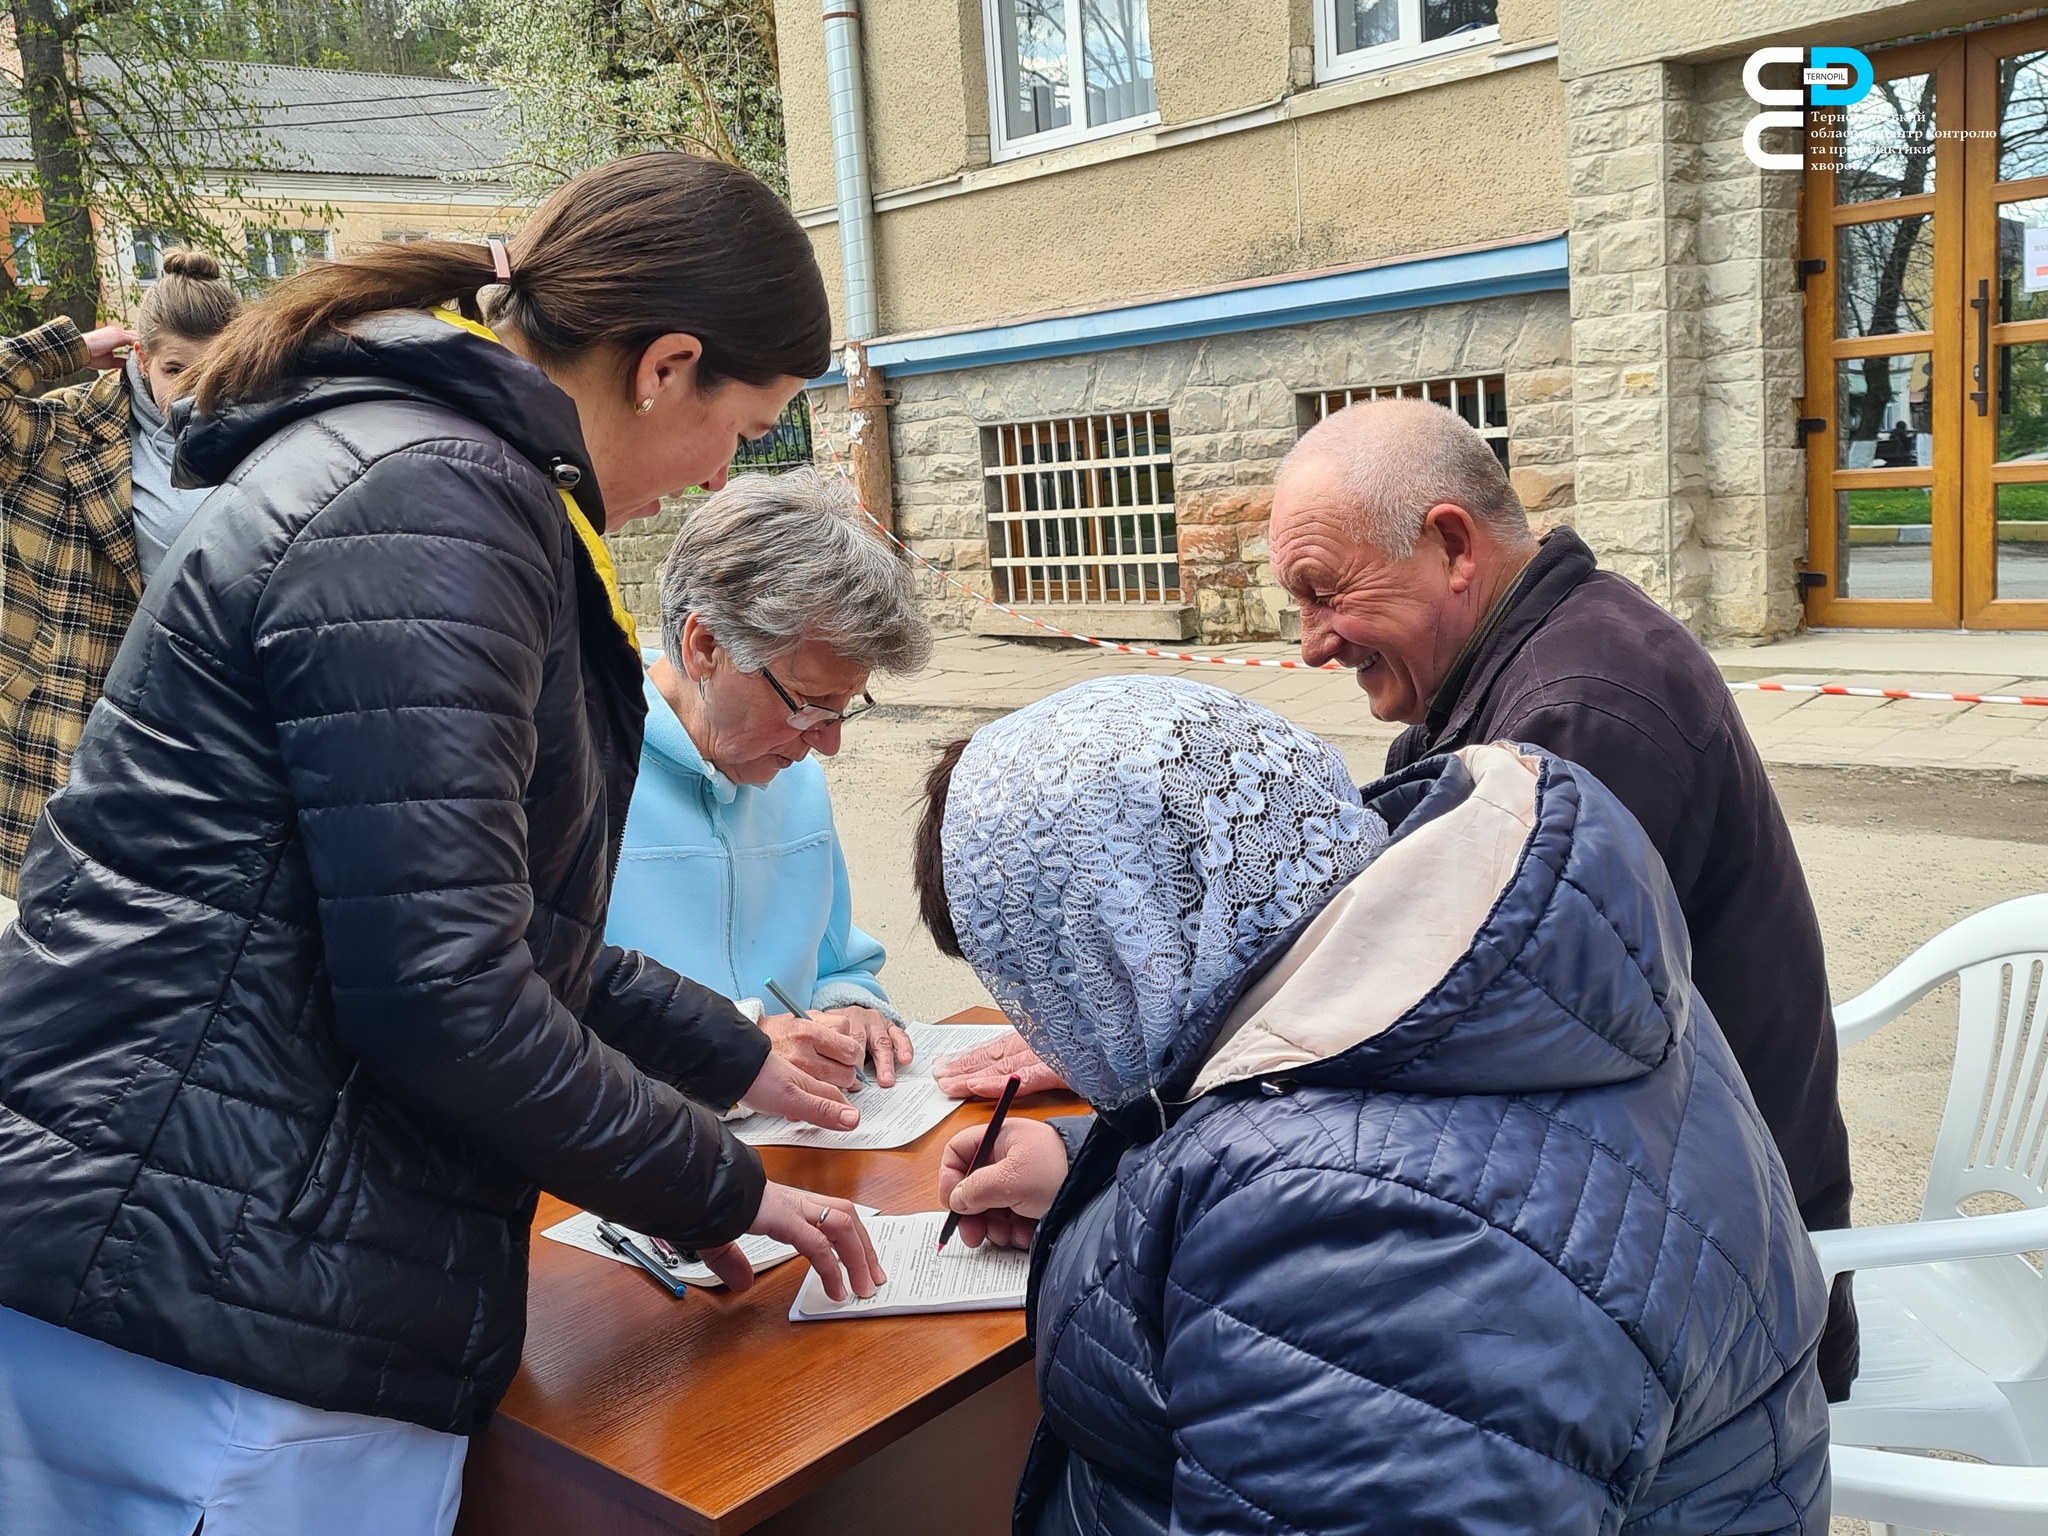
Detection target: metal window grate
<box><xmin>984</xmin><ymin>411</ymin><xmax>1180</xmax><ymax>605</ymax></box>
<box><xmin>1306</xmin><ymin>375</ymin><xmax>1510</xmax><ymax>468</ymax></box>
<box><xmin>731</xmin><ymin>396</ymin><xmax>813</xmax><ymax>473</ymax></box>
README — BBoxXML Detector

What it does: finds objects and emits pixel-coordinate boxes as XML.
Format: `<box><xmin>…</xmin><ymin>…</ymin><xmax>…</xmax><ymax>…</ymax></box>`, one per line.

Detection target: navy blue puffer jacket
<box><xmin>1016</xmin><ymin>744</ymin><xmax>1831</xmax><ymax>1536</ymax></box>
<box><xmin>0</xmin><ymin>313</ymin><xmax>769</xmax><ymax>1434</ymax></box>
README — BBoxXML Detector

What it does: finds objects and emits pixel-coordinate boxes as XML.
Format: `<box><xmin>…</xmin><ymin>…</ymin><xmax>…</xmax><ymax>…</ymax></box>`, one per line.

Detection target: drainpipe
<box><xmin>822</xmin><ymin>0</ymin><xmax>893</xmax><ymax>535</ymax></box>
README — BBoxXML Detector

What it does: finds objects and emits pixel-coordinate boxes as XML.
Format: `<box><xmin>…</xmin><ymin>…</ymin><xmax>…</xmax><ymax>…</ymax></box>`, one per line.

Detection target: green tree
<box><xmin>415</xmin><ymin>0</ymin><xmax>783</xmax><ymax>196</ymax></box>
<box><xmin>2</xmin><ymin>1</ymin><xmax>335</xmax><ymax>329</ymax></box>
<box><xmin>175</xmin><ymin>0</ymin><xmax>464</xmax><ymax>77</ymax></box>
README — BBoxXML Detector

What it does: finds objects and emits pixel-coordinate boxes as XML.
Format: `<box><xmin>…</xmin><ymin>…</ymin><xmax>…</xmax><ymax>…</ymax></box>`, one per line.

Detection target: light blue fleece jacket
<box><xmin>605</xmin><ymin>667</ymin><xmax>895</xmax><ymax>1018</ymax></box>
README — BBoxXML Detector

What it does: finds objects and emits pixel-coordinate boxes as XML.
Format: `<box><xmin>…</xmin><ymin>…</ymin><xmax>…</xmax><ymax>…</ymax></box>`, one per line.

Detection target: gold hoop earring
<box><xmin>635</xmin><ymin>398</ymin><xmax>654</xmax><ymax>416</ymax></box>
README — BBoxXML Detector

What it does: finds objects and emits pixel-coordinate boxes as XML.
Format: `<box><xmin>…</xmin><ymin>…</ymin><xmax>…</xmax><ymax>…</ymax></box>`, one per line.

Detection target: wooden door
<box><xmin>1804</xmin><ymin>20</ymin><xmax>2048</xmax><ymax>628</ymax></box>
<box><xmin>1802</xmin><ymin>38</ymin><xmax>1964</xmax><ymax>628</ymax></box>
<box><xmin>1963</xmin><ymin>19</ymin><xmax>2048</xmax><ymax>626</ymax></box>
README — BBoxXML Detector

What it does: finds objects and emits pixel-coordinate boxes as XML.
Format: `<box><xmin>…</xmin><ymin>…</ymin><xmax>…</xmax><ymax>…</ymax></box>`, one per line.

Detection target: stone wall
<box><xmin>839</xmin><ymin>290</ymin><xmax>1575</xmax><ymax>644</ymax></box>
<box><xmin>1562</xmin><ymin>58</ymin><xmax>1804</xmax><ymax>644</ymax></box>
<box><xmin>603</xmin><ymin>493</ymin><xmax>704</xmax><ymax>646</ymax></box>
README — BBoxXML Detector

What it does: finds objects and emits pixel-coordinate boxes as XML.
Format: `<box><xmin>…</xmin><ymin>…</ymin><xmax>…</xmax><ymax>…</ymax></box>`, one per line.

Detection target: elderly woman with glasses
<box><xmin>606</xmin><ymin>468</ymin><xmax>933</xmax><ymax>1091</ymax></box>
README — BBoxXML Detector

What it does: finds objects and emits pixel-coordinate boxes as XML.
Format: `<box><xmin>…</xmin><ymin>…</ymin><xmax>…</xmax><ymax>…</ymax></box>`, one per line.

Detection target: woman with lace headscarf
<box><xmin>913</xmin><ymin>675</ymin><xmax>1832</xmax><ymax>1536</ymax></box>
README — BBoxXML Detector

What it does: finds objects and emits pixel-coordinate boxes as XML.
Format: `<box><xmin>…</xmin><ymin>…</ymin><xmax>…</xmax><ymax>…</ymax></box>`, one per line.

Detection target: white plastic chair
<box><xmin>1819</xmin><ymin>892</ymin><xmax>2048</xmax><ymax>1487</ymax></box>
<box><xmin>1832</xmin><ymin>1444</ymin><xmax>2048</xmax><ymax>1535</ymax></box>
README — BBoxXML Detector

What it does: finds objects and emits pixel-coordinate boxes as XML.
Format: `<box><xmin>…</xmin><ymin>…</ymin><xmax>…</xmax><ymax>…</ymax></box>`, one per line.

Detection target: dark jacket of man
<box><xmin>1018</xmin><ymin>748</ymin><xmax>1830</xmax><ymax>1536</ymax></box>
<box><xmin>1385</xmin><ymin>526</ymin><xmax>1856</xmax><ymax>1398</ymax></box>
<box><xmin>0</xmin><ymin>312</ymin><xmax>770</xmax><ymax>1434</ymax></box>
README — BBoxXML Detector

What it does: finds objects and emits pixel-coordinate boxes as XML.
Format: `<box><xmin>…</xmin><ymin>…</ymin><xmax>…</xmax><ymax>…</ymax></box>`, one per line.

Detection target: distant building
<box><xmin>783</xmin><ymin>0</ymin><xmax>2048</xmax><ymax>644</ymax></box>
<box><xmin>1</xmin><ymin>62</ymin><xmax>518</xmax><ymax>314</ymax></box>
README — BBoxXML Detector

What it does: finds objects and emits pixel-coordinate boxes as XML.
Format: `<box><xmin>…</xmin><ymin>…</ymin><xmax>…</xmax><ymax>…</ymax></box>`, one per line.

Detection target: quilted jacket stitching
<box><xmin>1515</xmin><ymin>1098</ymin><xmax>1792</xmax><ymax>1377</ymax></box>
<box><xmin>1168</xmin><ymin>1441</ymin><xmax>1318</xmax><ymax>1534</ymax></box>
<box><xmin>1163</xmin><ymin>1267</ymin><xmax>1625</xmax><ymax>1491</ymax></box>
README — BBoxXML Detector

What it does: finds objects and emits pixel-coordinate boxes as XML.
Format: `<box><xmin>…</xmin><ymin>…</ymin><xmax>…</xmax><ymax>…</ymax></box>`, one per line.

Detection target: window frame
<box><xmin>1313</xmin><ymin>0</ymin><xmax>1499</xmax><ymax>87</ymax></box>
<box><xmin>8</xmin><ymin>223</ymin><xmax>46</xmax><ymax>288</ymax></box>
<box><xmin>129</xmin><ymin>227</ymin><xmax>181</xmax><ymax>286</ymax></box>
<box><xmin>982</xmin><ymin>0</ymin><xmax>1161</xmax><ymax>164</ymax></box>
<box><xmin>245</xmin><ymin>226</ymin><xmax>334</xmax><ymax>282</ymax></box>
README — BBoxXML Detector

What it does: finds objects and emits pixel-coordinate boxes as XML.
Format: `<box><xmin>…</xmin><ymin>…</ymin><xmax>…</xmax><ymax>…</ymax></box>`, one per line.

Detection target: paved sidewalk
<box><xmin>887</xmin><ymin>629</ymin><xmax>2048</xmax><ymax>781</ymax></box>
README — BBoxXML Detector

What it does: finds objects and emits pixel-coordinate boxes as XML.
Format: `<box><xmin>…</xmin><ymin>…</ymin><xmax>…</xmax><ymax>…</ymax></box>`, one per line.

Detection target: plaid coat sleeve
<box><xmin>0</xmin><ymin>318</ymin><xmax>141</xmax><ymax>897</ymax></box>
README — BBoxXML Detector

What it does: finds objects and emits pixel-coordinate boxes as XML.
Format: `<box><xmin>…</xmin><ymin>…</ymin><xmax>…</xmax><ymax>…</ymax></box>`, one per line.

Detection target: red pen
<box><xmin>937</xmin><ymin>1073</ymin><xmax>1022</xmax><ymax>1252</ymax></box>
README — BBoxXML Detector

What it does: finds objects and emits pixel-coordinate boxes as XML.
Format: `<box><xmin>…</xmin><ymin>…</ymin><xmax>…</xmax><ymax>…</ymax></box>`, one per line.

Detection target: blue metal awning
<box><xmin>813</xmin><ymin>231</ymin><xmax>1567</xmax><ymax>385</ymax></box>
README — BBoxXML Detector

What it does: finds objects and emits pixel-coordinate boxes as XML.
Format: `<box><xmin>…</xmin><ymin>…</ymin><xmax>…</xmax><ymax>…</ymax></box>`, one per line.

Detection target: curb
<box><xmin>865</xmin><ymin>703</ymin><xmax>2042</xmax><ymax>789</ymax></box>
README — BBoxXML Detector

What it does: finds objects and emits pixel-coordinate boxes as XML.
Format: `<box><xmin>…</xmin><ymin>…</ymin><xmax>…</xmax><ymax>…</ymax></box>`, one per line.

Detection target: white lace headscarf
<box><xmin>941</xmin><ymin>676</ymin><xmax>1390</xmax><ymax>1112</ymax></box>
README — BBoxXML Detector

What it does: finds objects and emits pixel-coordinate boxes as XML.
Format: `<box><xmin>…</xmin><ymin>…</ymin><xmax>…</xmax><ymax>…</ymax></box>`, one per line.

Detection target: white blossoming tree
<box><xmin>417</xmin><ymin>0</ymin><xmax>783</xmax><ymax>196</ymax></box>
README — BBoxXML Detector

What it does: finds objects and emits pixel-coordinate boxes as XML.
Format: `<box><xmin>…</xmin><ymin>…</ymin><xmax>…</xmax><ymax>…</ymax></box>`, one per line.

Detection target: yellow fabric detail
<box><xmin>428</xmin><ymin>307</ymin><xmax>641</xmax><ymax>650</ymax></box>
<box><xmin>559</xmin><ymin>488</ymin><xmax>641</xmax><ymax>650</ymax></box>
<box><xmin>428</xmin><ymin>305</ymin><xmax>501</xmax><ymax>344</ymax></box>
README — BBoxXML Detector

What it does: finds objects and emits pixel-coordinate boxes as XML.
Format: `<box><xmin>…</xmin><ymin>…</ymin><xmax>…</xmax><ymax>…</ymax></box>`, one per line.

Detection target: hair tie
<box><xmin>487</xmin><ymin>237</ymin><xmax>512</xmax><ymax>283</ymax></box>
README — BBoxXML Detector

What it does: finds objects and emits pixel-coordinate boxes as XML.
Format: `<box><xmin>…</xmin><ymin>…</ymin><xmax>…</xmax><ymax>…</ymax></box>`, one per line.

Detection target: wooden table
<box><xmin>455</xmin><ymin>1008</ymin><xmax>1074</xmax><ymax>1536</ymax></box>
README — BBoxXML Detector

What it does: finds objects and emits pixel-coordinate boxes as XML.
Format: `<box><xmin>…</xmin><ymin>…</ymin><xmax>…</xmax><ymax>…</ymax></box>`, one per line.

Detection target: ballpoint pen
<box><xmin>937</xmin><ymin>1074</ymin><xmax>1022</xmax><ymax>1252</ymax></box>
<box><xmin>763</xmin><ymin>975</ymin><xmax>871</xmax><ymax>1088</ymax></box>
<box><xmin>595</xmin><ymin>1219</ymin><xmax>689</xmax><ymax>1298</ymax></box>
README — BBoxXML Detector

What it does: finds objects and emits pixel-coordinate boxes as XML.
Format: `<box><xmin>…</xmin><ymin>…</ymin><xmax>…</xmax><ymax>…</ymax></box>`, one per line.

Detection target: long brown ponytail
<box><xmin>185</xmin><ymin>153</ymin><xmax>832</xmax><ymax>414</ymax></box>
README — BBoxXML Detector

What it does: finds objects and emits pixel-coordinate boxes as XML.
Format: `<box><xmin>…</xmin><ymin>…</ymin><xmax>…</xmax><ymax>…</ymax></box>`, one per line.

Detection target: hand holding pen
<box><xmin>936</xmin><ymin>1074</ymin><xmax>1023</xmax><ymax>1251</ymax></box>
<box><xmin>761</xmin><ymin>977</ymin><xmax>911</xmax><ymax>1089</ymax></box>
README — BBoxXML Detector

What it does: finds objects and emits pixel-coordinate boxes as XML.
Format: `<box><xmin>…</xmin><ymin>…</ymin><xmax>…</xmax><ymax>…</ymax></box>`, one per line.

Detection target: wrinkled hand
<box><xmin>83</xmin><ymin>325</ymin><xmax>136</xmax><ymax>371</ymax></box>
<box><xmin>933</xmin><ymin>1029</ymin><xmax>1068</xmax><ymax>1101</ymax></box>
<box><xmin>937</xmin><ymin>1117</ymin><xmax>1069</xmax><ymax>1251</ymax></box>
<box><xmin>816</xmin><ymin>1005</ymin><xmax>914</xmax><ymax>1086</ymax></box>
<box><xmin>740</xmin><ymin>1047</ymin><xmax>859</xmax><ymax>1131</ymax></box>
<box><xmin>699</xmin><ymin>1182</ymin><xmax>882</xmax><ymax>1300</ymax></box>
<box><xmin>763</xmin><ymin>1005</ymin><xmax>915</xmax><ymax>1088</ymax></box>
<box><xmin>762</xmin><ymin>1009</ymin><xmax>867</xmax><ymax>1091</ymax></box>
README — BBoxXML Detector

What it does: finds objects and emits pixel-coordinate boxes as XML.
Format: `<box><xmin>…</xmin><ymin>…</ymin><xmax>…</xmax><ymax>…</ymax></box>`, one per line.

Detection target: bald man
<box><xmin>1270</xmin><ymin>398</ymin><xmax>1857</xmax><ymax>1401</ymax></box>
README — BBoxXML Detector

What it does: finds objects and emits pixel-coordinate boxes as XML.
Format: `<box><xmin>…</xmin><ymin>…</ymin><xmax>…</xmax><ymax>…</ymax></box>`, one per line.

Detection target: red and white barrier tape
<box><xmin>1728</xmin><ymin>680</ymin><xmax>2048</xmax><ymax>707</ymax></box>
<box><xmin>803</xmin><ymin>399</ymin><xmax>2048</xmax><ymax>706</ymax></box>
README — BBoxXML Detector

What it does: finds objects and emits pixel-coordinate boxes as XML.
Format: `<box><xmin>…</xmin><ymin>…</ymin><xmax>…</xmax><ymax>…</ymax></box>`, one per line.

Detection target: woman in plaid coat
<box><xmin>0</xmin><ymin>249</ymin><xmax>240</xmax><ymax>894</ymax></box>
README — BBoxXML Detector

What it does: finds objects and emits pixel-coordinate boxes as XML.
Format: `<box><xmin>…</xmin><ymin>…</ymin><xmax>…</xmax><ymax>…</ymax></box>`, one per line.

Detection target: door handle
<box><xmin>1971</xmin><ymin>277</ymin><xmax>1990</xmax><ymax>417</ymax></box>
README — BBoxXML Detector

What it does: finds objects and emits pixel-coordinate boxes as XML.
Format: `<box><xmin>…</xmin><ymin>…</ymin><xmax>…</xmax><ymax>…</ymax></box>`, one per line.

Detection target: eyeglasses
<box><xmin>759</xmin><ymin>665</ymin><xmax>876</xmax><ymax>731</ymax></box>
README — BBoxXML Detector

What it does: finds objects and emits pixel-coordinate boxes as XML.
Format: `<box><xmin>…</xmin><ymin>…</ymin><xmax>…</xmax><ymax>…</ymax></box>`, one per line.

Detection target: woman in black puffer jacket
<box><xmin>0</xmin><ymin>155</ymin><xmax>881</xmax><ymax>1536</ymax></box>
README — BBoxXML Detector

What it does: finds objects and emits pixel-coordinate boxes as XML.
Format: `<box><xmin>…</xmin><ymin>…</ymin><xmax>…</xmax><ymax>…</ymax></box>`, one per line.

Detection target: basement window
<box><xmin>1302</xmin><ymin>375</ymin><xmax>1510</xmax><ymax>469</ymax></box>
<box><xmin>983</xmin><ymin>411</ymin><xmax>1180</xmax><ymax>604</ymax></box>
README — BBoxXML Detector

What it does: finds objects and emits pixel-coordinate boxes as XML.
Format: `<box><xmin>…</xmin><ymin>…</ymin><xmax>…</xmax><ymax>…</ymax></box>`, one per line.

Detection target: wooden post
<box><xmin>842</xmin><ymin>341</ymin><xmax>894</xmax><ymax>539</ymax></box>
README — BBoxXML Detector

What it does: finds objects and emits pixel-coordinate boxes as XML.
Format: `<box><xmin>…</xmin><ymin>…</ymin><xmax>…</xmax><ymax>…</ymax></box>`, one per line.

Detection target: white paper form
<box><xmin>730</xmin><ymin>1021</ymin><xmax>1017</xmax><ymax>1152</ymax></box>
<box><xmin>541</xmin><ymin>1209</ymin><xmax>871</xmax><ymax>1289</ymax></box>
<box><xmin>789</xmin><ymin>1211</ymin><xmax>1029</xmax><ymax>1320</ymax></box>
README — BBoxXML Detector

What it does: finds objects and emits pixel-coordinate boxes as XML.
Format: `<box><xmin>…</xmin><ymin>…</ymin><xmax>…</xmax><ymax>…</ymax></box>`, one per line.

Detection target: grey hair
<box><xmin>658</xmin><ymin>467</ymin><xmax>933</xmax><ymax>678</ymax></box>
<box><xmin>1280</xmin><ymin>396</ymin><xmax>1532</xmax><ymax>559</ymax></box>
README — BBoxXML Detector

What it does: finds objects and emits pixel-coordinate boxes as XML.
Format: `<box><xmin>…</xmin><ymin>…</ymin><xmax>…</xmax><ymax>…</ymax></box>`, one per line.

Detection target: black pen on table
<box><xmin>762</xmin><ymin>975</ymin><xmax>871</xmax><ymax>1088</ymax></box>
<box><xmin>595</xmin><ymin>1219</ymin><xmax>689</xmax><ymax>1298</ymax></box>
<box><xmin>937</xmin><ymin>1073</ymin><xmax>1023</xmax><ymax>1253</ymax></box>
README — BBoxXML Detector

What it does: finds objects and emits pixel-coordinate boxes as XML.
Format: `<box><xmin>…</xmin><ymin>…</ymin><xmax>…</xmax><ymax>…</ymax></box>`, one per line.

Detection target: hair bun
<box><xmin>160</xmin><ymin>247</ymin><xmax>222</xmax><ymax>281</ymax></box>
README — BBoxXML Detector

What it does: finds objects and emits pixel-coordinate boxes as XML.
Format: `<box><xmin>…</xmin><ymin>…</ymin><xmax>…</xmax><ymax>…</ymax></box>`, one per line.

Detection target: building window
<box><xmin>984</xmin><ymin>410</ymin><xmax>1180</xmax><ymax>605</ymax></box>
<box><xmin>131</xmin><ymin>227</ymin><xmax>182</xmax><ymax>284</ymax></box>
<box><xmin>1316</xmin><ymin>0</ymin><xmax>1498</xmax><ymax>84</ymax></box>
<box><xmin>984</xmin><ymin>0</ymin><xmax>1158</xmax><ymax>161</ymax></box>
<box><xmin>731</xmin><ymin>396</ymin><xmax>813</xmax><ymax>473</ymax></box>
<box><xmin>8</xmin><ymin>224</ymin><xmax>46</xmax><ymax>287</ymax></box>
<box><xmin>1303</xmin><ymin>376</ymin><xmax>1510</xmax><ymax>468</ymax></box>
<box><xmin>246</xmin><ymin>227</ymin><xmax>332</xmax><ymax>281</ymax></box>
